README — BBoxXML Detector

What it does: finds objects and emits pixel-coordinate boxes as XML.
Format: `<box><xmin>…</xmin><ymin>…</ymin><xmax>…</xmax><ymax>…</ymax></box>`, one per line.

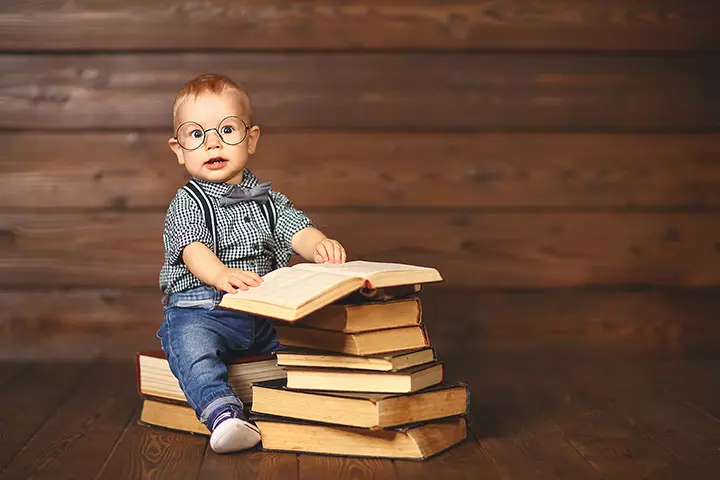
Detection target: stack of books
<box><xmin>224</xmin><ymin>261</ymin><xmax>470</xmax><ymax>460</ymax></box>
<box><xmin>137</xmin><ymin>261</ymin><xmax>469</xmax><ymax>460</ymax></box>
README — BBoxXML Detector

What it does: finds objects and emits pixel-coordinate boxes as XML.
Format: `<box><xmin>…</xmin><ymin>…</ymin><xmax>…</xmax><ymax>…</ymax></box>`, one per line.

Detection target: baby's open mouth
<box><xmin>205</xmin><ymin>157</ymin><xmax>227</xmax><ymax>165</ymax></box>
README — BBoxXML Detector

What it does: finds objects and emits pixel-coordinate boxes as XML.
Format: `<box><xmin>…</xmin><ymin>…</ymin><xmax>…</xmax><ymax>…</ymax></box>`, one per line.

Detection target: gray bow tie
<box><xmin>218</xmin><ymin>181</ymin><xmax>271</xmax><ymax>207</ymax></box>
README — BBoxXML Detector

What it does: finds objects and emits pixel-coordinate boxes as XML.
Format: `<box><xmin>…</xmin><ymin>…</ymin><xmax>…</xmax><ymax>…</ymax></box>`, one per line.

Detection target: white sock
<box><xmin>209</xmin><ymin>418</ymin><xmax>261</xmax><ymax>454</ymax></box>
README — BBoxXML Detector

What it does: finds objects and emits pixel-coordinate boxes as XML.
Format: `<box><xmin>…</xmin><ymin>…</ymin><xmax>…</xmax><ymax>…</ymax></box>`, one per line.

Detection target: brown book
<box><xmin>285</xmin><ymin>362</ymin><xmax>444</xmax><ymax>393</ymax></box>
<box><xmin>218</xmin><ymin>260</ymin><xmax>442</xmax><ymax>321</ymax></box>
<box><xmin>251</xmin><ymin>378</ymin><xmax>468</xmax><ymax>428</ymax></box>
<box><xmin>252</xmin><ymin>415</ymin><xmax>467</xmax><ymax>460</ymax></box>
<box><xmin>273</xmin><ymin>324</ymin><xmax>430</xmax><ymax>356</ymax></box>
<box><xmin>275</xmin><ymin>347</ymin><xmax>435</xmax><ymax>372</ymax></box>
<box><xmin>136</xmin><ymin>350</ymin><xmax>285</xmax><ymax>404</ymax></box>
<box><xmin>139</xmin><ymin>398</ymin><xmax>209</xmax><ymax>436</ymax></box>
<box><xmin>291</xmin><ymin>297</ymin><xmax>421</xmax><ymax>333</ymax></box>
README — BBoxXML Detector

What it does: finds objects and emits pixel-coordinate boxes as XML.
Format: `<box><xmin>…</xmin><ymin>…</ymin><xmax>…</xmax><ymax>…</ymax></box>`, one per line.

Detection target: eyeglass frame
<box><xmin>173</xmin><ymin>115</ymin><xmax>253</xmax><ymax>151</ymax></box>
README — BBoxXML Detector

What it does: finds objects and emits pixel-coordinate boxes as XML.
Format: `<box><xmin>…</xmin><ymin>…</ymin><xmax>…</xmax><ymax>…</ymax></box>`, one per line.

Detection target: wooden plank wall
<box><xmin>0</xmin><ymin>1</ymin><xmax>719</xmax><ymax>359</ymax></box>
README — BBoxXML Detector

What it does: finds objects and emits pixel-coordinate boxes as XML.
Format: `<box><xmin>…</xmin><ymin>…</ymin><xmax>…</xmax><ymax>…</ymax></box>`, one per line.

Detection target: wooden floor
<box><xmin>1</xmin><ymin>353</ymin><xmax>719</xmax><ymax>480</ymax></box>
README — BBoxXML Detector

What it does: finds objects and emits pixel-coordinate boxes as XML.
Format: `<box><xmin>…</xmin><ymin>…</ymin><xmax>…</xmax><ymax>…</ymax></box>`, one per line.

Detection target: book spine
<box><xmin>135</xmin><ymin>352</ymin><xmax>142</xmax><ymax>397</ymax></box>
<box><xmin>464</xmin><ymin>384</ymin><xmax>472</xmax><ymax>424</ymax></box>
<box><xmin>420</xmin><ymin>324</ymin><xmax>431</xmax><ymax>347</ymax></box>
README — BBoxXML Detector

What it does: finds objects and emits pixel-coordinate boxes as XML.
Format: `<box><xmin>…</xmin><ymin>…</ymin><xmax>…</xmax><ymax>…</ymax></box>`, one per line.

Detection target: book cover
<box><xmin>217</xmin><ymin>260</ymin><xmax>442</xmax><ymax>321</ymax></box>
<box><xmin>284</xmin><ymin>361</ymin><xmax>444</xmax><ymax>393</ymax></box>
<box><xmin>275</xmin><ymin>346</ymin><xmax>435</xmax><ymax>372</ymax></box>
<box><xmin>251</xmin><ymin>414</ymin><xmax>468</xmax><ymax>460</ymax></box>
<box><xmin>251</xmin><ymin>378</ymin><xmax>469</xmax><ymax>428</ymax></box>
<box><xmin>273</xmin><ymin>324</ymin><xmax>431</xmax><ymax>356</ymax></box>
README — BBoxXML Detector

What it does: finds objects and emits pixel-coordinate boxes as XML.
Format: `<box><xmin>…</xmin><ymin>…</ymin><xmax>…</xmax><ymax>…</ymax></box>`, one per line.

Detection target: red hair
<box><xmin>172</xmin><ymin>74</ymin><xmax>252</xmax><ymax>128</ymax></box>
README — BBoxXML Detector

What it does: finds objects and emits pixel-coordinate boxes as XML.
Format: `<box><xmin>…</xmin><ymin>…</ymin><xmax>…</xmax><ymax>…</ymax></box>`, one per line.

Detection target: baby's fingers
<box><xmin>316</xmin><ymin>242</ymin><xmax>330</xmax><ymax>262</ymax></box>
<box><xmin>332</xmin><ymin>242</ymin><xmax>343</xmax><ymax>264</ymax></box>
<box><xmin>229</xmin><ymin>270</ymin><xmax>261</xmax><ymax>286</ymax></box>
<box><xmin>222</xmin><ymin>281</ymin><xmax>239</xmax><ymax>294</ymax></box>
<box><xmin>247</xmin><ymin>271</ymin><xmax>263</xmax><ymax>283</ymax></box>
<box><xmin>240</xmin><ymin>272</ymin><xmax>262</xmax><ymax>286</ymax></box>
<box><xmin>228</xmin><ymin>276</ymin><xmax>250</xmax><ymax>291</ymax></box>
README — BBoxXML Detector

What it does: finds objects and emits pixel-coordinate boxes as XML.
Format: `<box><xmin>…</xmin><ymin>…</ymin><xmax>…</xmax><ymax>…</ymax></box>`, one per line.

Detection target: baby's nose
<box><xmin>205</xmin><ymin>129</ymin><xmax>222</xmax><ymax>147</ymax></box>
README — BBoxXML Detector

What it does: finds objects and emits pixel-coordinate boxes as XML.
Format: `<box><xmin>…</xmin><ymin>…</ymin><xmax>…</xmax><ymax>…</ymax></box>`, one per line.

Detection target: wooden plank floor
<box><xmin>1</xmin><ymin>354</ymin><xmax>718</xmax><ymax>480</ymax></box>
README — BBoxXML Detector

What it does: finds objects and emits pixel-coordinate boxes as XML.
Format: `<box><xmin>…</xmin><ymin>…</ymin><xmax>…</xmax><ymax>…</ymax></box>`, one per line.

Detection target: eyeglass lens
<box><xmin>176</xmin><ymin>116</ymin><xmax>248</xmax><ymax>150</ymax></box>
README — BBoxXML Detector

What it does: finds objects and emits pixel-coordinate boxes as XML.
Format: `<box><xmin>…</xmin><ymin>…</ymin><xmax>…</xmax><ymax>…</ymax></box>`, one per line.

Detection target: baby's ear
<box><xmin>247</xmin><ymin>125</ymin><xmax>261</xmax><ymax>155</ymax></box>
<box><xmin>168</xmin><ymin>137</ymin><xmax>185</xmax><ymax>165</ymax></box>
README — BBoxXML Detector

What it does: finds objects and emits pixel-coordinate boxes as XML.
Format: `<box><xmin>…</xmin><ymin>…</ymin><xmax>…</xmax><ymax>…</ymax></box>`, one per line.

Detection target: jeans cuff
<box><xmin>199</xmin><ymin>395</ymin><xmax>243</xmax><ymax>424</ymax></box>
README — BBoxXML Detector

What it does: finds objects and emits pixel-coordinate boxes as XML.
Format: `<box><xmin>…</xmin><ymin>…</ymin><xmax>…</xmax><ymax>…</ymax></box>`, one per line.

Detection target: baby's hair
<box><xmin>172</xmin><ymin>73</ymin><xmax>253</xmax><ymax>129</ymax></box>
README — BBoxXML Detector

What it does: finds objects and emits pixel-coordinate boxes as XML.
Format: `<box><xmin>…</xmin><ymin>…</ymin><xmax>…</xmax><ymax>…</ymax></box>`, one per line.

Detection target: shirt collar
<box><xmin>191</xmin><ymin>169</ymin><xmax>259</xmax><ymax>197</ymax></box>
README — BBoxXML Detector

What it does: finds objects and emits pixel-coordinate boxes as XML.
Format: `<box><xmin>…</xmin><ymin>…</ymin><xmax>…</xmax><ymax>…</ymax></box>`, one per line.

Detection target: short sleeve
<box><xmin>163</xmin><ymin>191</ymin><xmax>214</xmax><ymax>265</ymax></box>
<box><xmin>270</xmin><ymin>189</ymin><xmax>315</xmax><ymax>255</ymax></box>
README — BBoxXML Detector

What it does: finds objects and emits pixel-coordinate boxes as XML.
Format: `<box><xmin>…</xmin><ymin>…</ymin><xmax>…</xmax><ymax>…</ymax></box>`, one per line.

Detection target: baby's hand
<box><xmin>213</xmin><ymin>267</ymin><xmax>263</xmax><ymax>293</ymax></box>
<box><xmin>313</xmin><ymin>238</ymin><xmax>347</xmax><ymax>264</ymax></box>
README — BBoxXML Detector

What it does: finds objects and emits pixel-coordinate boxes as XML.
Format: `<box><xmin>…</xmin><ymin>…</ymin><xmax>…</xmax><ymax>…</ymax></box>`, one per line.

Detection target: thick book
<box><xmin>292</xmin><ymin>297</ymin><xmax>421</xmax><ymax>333</ymax></box>
<box><xmin>136</xmin><ymin>350</ymin><xmax>286</xmax><ymax>404</ymax></box>
<box><xmin>284</xmin><ymin>362</ymin><xmax>444</xmax><ymax>393</ymax></box>
<box><xmin>275</xmin><ymin>347</ymin><xmax>435</xmax><ymax>372</ymax></box>
<box><xmin>273</xmin><ymin>324</ymin><xmax>430</xmax><ymax>356</ymax></box>
<box><xmin>218</xmin><ymin>260</ymin><xmax>442</xmax><ymax>321</ymax></box>
<box><xmin>139</xmin><ymin>398</ymin><xmax>209</xmax><ymax>436</ymax></box>
<box><xmin>253</xmin><ymin>414</ymin><xmax>467</xmax><ymax>460</ymax></box>
<box><xmin>251</xmin><ymin>378</ymin><xmax>469</xmax><ymax>428</ymax></box>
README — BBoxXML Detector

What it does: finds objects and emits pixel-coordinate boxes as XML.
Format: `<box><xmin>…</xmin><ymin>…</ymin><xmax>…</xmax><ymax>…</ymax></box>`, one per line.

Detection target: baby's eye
<box><xmin>221</xmin><ymin>125</ymin><xmax>234</xmax><ymax>134</ymax></box>
<box><xmin>190</xmin><ymin>129</ymin><xmax>203</xmax><ymax>138</ymax></box>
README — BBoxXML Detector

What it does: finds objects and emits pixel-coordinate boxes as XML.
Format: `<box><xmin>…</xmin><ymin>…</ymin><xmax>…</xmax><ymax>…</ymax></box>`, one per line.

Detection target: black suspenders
<box><xmin>182</xmin><ymin>179</ymin><xmax>276</xmax><ymax>255</ymax></box>
<box><xmin>258</xmin><ymin>193</ymin><xmax>277</xmax><ymax>237</ymax></box>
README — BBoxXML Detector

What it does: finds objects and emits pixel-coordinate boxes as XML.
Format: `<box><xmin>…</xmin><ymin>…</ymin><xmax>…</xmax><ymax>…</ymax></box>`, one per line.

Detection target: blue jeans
<box><xmin>157</xmin><ymin>285</ymin><xmax>280</xmax><ymax>424</ymax></box>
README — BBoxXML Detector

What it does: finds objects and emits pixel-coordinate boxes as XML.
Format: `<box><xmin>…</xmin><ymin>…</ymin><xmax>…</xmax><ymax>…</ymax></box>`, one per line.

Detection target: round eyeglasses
<box><xmin>174</xmin><ymin>116</ymin><xmax>251</xmax><ymax>151</ymax></box>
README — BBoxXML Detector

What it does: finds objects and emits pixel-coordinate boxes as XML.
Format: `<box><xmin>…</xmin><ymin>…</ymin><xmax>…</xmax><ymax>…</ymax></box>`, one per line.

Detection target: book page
<box><xmin>220</xmin><ymin>267</ymin><xmax>357</xmax><ymax>309</ymax></box>
<box><xmin>292</xmin><ymin>260</ymin><xmax>437</xmax><ymax>280</ymax></box>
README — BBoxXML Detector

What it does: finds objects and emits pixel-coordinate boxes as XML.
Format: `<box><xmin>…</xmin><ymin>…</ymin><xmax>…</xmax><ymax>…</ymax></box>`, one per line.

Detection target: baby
<box><xmin>157</xmin><ymin>74</ymin><xmax>346</xmax><ymax>453</ymax></box>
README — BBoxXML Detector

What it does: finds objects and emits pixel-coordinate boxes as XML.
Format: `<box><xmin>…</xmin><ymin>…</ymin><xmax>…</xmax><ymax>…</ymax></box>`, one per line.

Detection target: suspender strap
<box><xmin>183</xmin><ymin>180</ymin><xmax>218</xmax><ymax>254</ymax></box>
<box><xmin>259</xmin><ymin>198</ymin><xmax>277</xmax><ymax>233</ymax></box>
<box><xmin>182</xmin><ymin>180</ymin><xmax>277</xmax><ymax>255</ymax></box>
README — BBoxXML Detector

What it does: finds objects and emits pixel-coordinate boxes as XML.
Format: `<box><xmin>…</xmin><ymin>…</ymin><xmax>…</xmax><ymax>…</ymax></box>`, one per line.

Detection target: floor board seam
<box><xmin>93</xmin><ymin>400</ymin><xmax>142</xmax><ymax>480</ymax></box>
<box><xmin>0</xmin><ymin>362</ymin><xmax>95</xmax><ymax>476</ymax></box>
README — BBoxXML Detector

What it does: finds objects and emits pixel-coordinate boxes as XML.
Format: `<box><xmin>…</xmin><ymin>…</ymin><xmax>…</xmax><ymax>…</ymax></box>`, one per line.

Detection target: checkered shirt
<box><xmin>159</xmin><ymin>169</ymin><xmax>315</xmax><ymax>294</ymax></box>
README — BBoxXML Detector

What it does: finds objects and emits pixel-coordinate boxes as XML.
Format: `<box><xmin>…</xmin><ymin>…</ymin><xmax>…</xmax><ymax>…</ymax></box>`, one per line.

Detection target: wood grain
<box><xmin>95</xmin><ymin>415</ymin><xmax>207</xmax><ymax>480</ymax></box>
<box><xmin>456</xmin><ymin>358</ymin><xmax>603</xmax><ymax>480</ymax></box>
<box><xmin>464</xmin><ymin>357</ymin><xmax>713</xmax><ymax>480</ymax></box>
<box><xmin>510</xmin><ymin>358</ymin><xmax>704</xmax><ymax>479</ymax></box>
<box><xmin>420</xmin><ymin>288</ymin><xmax>720</xmax><ymax>357</ymax></box>
<box><xmin>3</xmin><ymin>132</ymin><xmax>719</xmax><ymax>209</ymax></box>
<box><xmin>0</xmin><ymin>363</ymin><xmax>90</xmax><ymax>471</ymax></box>
<box><xmin>0</xmin><ymin>363</ymin><xmax>23</xmax><ymax>388</ymax></box>
<box><xmin>0</xmin><ymin>211</ymin><xmax>719</xmax><ymax>288</ymax></box>
<box><xmin>198</xmin><ymin>449</ymin><xmax>298</xmax><ymax>480</ymax></box>
<box><xmin>1</xmin><ymin>1</ymin><xmax>718</xmax><ymax>51</ymax></box>
<box><xmin>559</xmin><ymin>362</ymin><xmax>720</xmax><ymax>477</ymax></box>
<box><xmin>2</xmin><ymin>288</ymin><xmax>720</xmax><ymax>360</ymax></box>
<box><xmin>0</xmin><ymin>363</ymin><xmax>138</xmax><ymax>480</ymax></box>
<box><xmin>1</xmin><ymin>53</ymin><xmax>718</xmax><ymax>130</ymax></box>
<box><xmin>298</xmin><ymin>455</ymin><xmax>397</xmax><ymax>480</ymax></box>
<box><xmin>394</xmin><ymin>432</ymin><xmax>499</xmax><ymax>480</ymax></box>
<box><xmin>0</xmin><ymin>357</ymin><xmax>716</xmax><ymax>477</ymax></box>
<box><xmin>476</xmin><ymin>427</ymin><xmax>602</xmax><ymax>479</ymax></box>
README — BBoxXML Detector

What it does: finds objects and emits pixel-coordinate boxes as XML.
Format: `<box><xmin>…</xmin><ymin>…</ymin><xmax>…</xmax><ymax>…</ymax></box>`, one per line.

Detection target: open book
<box><xmin>218</xmin><ymin>260</ymin><xmax>442</xmax><ymax>321</ymax></box>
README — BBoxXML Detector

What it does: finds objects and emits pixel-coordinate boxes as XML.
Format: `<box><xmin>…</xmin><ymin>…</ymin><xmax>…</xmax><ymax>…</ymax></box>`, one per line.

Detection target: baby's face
<box><xmin>169</xmin><ymin>91</ymin><xmax>260</xmax><ymax>184</ymax></box>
